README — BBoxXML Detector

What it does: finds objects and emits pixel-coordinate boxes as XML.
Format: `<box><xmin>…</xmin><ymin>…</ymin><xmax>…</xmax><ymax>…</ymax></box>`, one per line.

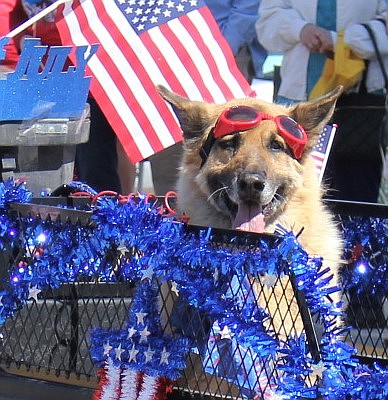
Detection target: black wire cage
<box><xmin>0</xmin><ymin>196</ymin><xmax>386</xmax><ymax>399</ymax></box>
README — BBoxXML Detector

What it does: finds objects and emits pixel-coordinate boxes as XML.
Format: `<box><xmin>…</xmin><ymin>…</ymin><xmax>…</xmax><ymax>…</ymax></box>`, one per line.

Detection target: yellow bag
<box><xmin>309</xmin><ymin>30</ymin><xmax>365</xmax><ymax>99</ymax></box>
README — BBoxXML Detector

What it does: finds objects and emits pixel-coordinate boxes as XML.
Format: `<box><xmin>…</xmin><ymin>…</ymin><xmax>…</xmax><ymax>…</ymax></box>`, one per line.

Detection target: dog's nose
<box><xmin>238</xmin><ymin>172</ymin><xmax>266</xmax><ymax>200</ymax></box>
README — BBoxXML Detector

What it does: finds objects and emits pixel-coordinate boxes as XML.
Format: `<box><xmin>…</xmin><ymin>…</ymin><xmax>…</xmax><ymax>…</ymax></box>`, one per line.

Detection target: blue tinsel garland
<box><xmin>0</xmin><ymin>178</ymin><xmax>387</xmax><ymax>399</ymax></box>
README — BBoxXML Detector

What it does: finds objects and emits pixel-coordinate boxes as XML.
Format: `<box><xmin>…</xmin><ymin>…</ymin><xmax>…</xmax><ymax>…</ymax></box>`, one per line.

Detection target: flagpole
<box><xmin>5</xmin><ymin>0</ymin><xmax>71</xmax><ymax>39</ymax></box>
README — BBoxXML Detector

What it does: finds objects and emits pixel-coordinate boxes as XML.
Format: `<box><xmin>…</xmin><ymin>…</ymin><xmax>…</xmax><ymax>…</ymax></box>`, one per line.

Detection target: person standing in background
<box><xmin>205</xmin><ymin>0</ymin><xmax>268</xmax><ymax>83</ymax></box>
<box><xmin>256</xmin><ymin>0</ymin><xmax>388</xmax><ymax>203</ymax></box>
<box><xmin>256</xmin><ymin>0</ymin><xmax>387</xmax><ymax>104</ymax></box>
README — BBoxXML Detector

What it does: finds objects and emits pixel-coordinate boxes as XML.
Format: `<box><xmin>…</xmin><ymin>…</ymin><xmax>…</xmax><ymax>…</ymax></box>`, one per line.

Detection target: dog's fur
<box><xmin>157</xmin><ymin>85</ymin><xmax>346</xmax><ymax>336</ymax></box>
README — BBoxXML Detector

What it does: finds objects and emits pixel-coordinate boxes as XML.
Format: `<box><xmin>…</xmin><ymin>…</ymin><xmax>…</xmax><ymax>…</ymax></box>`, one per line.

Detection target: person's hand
<box><xmin>300</xmin><ymin>23</ymin><xmax>333</xmax><ymax>54</ymax></box>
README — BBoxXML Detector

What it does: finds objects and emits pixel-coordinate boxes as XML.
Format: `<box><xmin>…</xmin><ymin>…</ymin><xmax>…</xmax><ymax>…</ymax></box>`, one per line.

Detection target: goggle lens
<box><xmin>213</xmin><ymin>106</ymin><xmax>307</xmax><ymax>159</ymax></box>
<box><xmin>278</xmin><ymin>116</ymin><xmax>304</xmax><ymax>139</ymax></box>
<box><xmin>225</xmin><ymin>106</ymin><xmax>259</xmax><ymax>121</ymax></box>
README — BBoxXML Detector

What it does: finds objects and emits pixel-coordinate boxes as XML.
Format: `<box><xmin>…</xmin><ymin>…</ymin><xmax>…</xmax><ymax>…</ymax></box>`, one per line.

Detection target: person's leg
<box><xmin>116</xmin><ymin>139</ymin><xmax>136</xmax><ymax>194</ymax></box>
<box><xmin>75</xmin><ymin>97</ymin><xmax>121</xmax><ymax>193</ymax></box>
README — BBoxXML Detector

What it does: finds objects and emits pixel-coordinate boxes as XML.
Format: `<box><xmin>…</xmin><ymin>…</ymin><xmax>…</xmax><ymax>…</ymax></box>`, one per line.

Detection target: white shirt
<box><xmin>256</xmin><ymin>0</ymin><xmax>388</xmax><ymax>101</ymax></box>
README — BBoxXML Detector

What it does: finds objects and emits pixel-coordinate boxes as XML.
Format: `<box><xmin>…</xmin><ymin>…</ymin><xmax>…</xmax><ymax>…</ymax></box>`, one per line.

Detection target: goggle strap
<box><xmin>199</xmin><ymin>131</ymin><xmax>216</xmax><ymax>168</ymax></box>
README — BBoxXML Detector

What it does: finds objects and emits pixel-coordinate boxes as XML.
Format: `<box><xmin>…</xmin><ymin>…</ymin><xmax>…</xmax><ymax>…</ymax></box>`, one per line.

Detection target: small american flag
<box><xmin>55</xmin><ymin>0</ymin><xmax>254</xmax><ymax>163</ymax></box>
<box><xmin>311</xmin><ymin>124</ymin><xmax>337</xmax><ymax>183</ymax></box>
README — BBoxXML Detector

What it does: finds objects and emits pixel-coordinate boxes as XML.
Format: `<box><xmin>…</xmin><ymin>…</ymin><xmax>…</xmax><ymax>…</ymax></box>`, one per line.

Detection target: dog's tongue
<box><xmin>233</xmin><ymin>203</ymin><xmax>265</xmax><ymax>233</ymax></box>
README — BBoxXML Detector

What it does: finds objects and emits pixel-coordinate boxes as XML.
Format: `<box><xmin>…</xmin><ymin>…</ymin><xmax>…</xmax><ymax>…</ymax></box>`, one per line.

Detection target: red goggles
<box><xmin>213</xmin><ymin>106</ymin><xmax>308</xmax><ymax>159</ymax></box>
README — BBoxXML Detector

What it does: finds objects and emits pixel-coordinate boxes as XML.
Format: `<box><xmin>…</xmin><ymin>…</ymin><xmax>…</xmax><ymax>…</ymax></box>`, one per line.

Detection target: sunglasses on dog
<box><xmin>200</xmin><ymin>105</ymin><xmax>308</xmax><ymax>167</ymax></box>
<box><xmin>214</xmin><ymin>106</ymin><xmax>308</xmax><ymax>159</ymax></box>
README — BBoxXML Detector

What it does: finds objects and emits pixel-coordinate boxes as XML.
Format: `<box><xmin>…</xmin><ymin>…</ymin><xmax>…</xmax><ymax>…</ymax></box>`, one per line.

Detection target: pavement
<box><xmin>0</xmin><ymin>370</ymin><xmax>94</xmax><ymax>400</ymax></box>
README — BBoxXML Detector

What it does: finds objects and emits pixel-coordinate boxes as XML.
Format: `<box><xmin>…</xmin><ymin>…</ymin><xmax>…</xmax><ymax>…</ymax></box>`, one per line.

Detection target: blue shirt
<box><xmin>205</xmin><ymin>0</ymin><xmax>267</xmax><ymax>77</ymax></box>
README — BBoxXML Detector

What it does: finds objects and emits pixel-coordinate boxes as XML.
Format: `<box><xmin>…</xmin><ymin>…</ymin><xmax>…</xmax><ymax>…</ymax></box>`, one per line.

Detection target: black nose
<box><xmin>238</xmin><ymin>172</ymin><xmax>266</xmax><ymax>201</ymax></box>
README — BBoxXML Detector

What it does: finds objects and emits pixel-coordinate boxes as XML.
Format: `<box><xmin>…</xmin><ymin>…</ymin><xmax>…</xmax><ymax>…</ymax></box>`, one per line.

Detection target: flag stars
<box><xmin>125</xmin><ymin>6</ymin><xmax>133</xmax><ymax>14</ymax></box>
<box><xmin>127</xmin><ymin>0</ymin><xmax>136</xmax><ymax>5</ymax></box>
<box><xmin>176</xmin><ymin>4</ymin><xmax>184</xmax><ymax>12</ymax></box>
<box><xmin>154</xmin><ymin>7</ymin><xmax>161</xmax><ymax>14</ymax></box>
<box><xmin>163</xmin><ymin>10</ymin><xmax>171</xmax><ymax>17</ymax></box>
<box><xmin>166</xmin><ymin>0</ymin><xmax>174</xmax><ymax>8</ymax></box>
<box><xmin>150</xmin><ymin>16</ymin><xmax>158</xmax><ymax>24</ymax></box>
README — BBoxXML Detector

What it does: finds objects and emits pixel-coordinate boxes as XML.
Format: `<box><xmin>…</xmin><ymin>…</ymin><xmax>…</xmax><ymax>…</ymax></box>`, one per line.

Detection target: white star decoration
<box><xmin>128</xmin><ymin>343</ymin><xmax>139</xmax><ymax>363</ymax></box>
<box><xmin>213</xmin><ymin>268</ymin><xmax>219</xmax><ymax>284</ymax></box>
<box><xmin>136</xmin><ymin>311</ymin><xmax>148</xmax><ymax>325</ymax></box>
<box><xmin>103</xmin><ymin>341</ymin><xmax>113</xmax><ymax>357</ymax></box>
<box><xmin>170</xmin><ymin>281</ymin><xmax>179</xmax><ymax>296</ymax></box>
<box><xmin>115</xmin><ymin>344</ymin><xmax>125</xmax><ymax>361</ymax></box>
<box><xmin>117</xmin><ymin>241</ymin><xmax>130</xmax><ymax>255</ymax></box>
<box><xmin>310</xmin><ymin>361</ymin><xmax>327</xmax><ymax>380</ymax></box>
<box><xmin>220</xmin><ymin>325</ymin><xmax>232</xmax><ymax>340</ymax></box>
<box><xmin>159</xmin><ymin>346</ymin><xmax>170</xmax><ymax>365</ymax></box>
<box><xmin>127</xmin><ymin>326</ymin><xmax>137</xmax><ymax>339</ymax></box>
<box><xmin>28</xmin><ymin>285</ymin><xmax>41</xmax><ymax>302</ymax></box>
<box><xmin>144</xmin><ymin>345</ymin><xmax>155</xmax><ymax>363</ymax></box>
<box><xmin>139</xmin><ymin>326</ymin><xmax>151</xmax><ymax>343</ymax></box>
<box><xmin>261</xmin><ymin>273</ymin><xmax>278</xmax><ymax>288</ymax></box>
<box><xmin>141</xmin><ymin>266</ymin><xmax>154</xmax><ymax>280</ymax></box>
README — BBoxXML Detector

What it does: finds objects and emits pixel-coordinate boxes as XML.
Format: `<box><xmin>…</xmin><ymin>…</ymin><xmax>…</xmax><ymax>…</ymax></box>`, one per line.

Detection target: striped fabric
<box><xmin>56</xmin><ymin>0</ymin><xmax>254</xmax><ymax>163</ymax></box>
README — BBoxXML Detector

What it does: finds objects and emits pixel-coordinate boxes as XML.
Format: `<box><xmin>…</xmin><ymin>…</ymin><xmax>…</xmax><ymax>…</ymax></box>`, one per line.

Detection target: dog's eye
<box><xmin>269</xmin><ymin>137</ymin><xmax>285</xmax><ymax>152</ymax></box>
<box><xmin>216</xmin><ymin>134</ymin><xmax>240</xmax><ymax>151</ymax></box>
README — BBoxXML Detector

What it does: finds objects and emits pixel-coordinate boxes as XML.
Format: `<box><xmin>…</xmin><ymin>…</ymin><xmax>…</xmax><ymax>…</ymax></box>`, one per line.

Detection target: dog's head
<box><xmin>157</xmin><ymin>85</ymin><xmax>342</xmax><ymax>230</ymax></box>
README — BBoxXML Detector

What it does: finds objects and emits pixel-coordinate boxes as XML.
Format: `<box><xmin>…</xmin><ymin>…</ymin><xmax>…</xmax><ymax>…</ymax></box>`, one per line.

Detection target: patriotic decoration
<box><xmin>0</xmin><ymin>179</ymin><xmax>387</xmax><ymax>399</ymax></box>
<box><xmin>55</xmin><ymin>0</ymin><xmax>254</xmax><ymax>163</ymax></box>
<box><xmin>90</xmin><ymin>279</ymin><xmax>190</xmax><ymax>400</ymax></box>
<box><xmin>311</xmin><ymin>124</ymin><xmax>337</xmax><ymax>183</ymax></box>
<box><xmin>202</xmin><ymin>275</ymin><xmax>278</xmax><ymax>399</ymax></box>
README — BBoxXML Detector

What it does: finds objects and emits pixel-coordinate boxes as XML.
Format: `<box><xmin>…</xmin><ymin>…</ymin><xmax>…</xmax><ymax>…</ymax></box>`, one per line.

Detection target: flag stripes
<box><xmin>56</xmin><ymin>0</ymin><xmax>254</xmax><ymax>163</ymax></box>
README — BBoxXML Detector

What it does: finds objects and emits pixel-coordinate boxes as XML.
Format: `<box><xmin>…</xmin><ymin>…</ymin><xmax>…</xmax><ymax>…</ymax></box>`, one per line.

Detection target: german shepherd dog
<box><xmin>157</xmin><ymin>85</ymin><xmax>344</xmax><ymax>334</ymax></box>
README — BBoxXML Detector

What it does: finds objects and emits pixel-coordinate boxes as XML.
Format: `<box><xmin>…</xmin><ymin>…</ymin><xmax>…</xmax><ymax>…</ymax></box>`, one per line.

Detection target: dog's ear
<box><xmin>289</xmin><ymin>85</ymin><xmax>343</xmax><ymax>152</ymax></box>
<box><xmin>156</xmin><ymin>85</ymin><xmax>213</xmax><ymax>140</ymax></box>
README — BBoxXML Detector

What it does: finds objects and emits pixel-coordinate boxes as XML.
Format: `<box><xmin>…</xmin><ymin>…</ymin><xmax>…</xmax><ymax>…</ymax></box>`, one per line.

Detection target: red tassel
<box><xmin>93</xmin><ymin>367</ymin><xmax>108</xmax><ymax>400</ymax></box>
<box><xmin>153</xmin><ymin>376</ymin><xmax>175</xmax><ymax>400</ymax></box>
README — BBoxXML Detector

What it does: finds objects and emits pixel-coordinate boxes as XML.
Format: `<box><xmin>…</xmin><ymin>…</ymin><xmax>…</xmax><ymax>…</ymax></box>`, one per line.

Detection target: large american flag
<box><xmin>55</xmin><ymin>0</ymin><xmax>254</xmax><ymax>163</ymax></box>
<box><xmin>311</xmin><ymin>124</ymin><xmax>337</xmax><ymax>183</ymax></box>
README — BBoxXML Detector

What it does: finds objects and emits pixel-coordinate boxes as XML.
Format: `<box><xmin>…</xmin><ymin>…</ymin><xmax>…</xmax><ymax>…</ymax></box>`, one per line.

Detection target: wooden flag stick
<box><xmin>5</xmin><ymin>0</ymin><xmax>71</xmax><ymax>39</ymax></box>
